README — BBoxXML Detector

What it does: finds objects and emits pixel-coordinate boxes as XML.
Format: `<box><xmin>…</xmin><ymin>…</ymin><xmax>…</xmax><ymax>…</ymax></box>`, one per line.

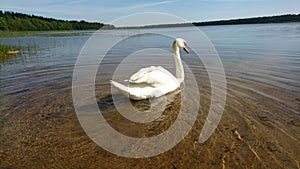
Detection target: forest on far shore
<box><xmin>118</xmin><ymin>14</ymin><xmax>300</xmax><ymax>29</ymax></box>
<box><xmin>1</xmin><ymin>10</ymin><xmax>300</xmax><ymax>31</ymax></box>
<box><xmin>193</xmin><ymin>14</ymin><xmax>300</xmax><ymax>26</ymax></box>
<box><xmin>0</xmin><ymin>10</ymin><xmax>114</xmax><ymax>31</ymax></box>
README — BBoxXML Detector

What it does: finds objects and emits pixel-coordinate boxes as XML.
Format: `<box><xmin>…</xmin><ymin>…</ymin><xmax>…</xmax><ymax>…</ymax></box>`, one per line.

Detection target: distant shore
<box><xmin>0</xmin><ymin>10</ymin><xmax>114</xmax><ymax>32</ymax></box>
<box><xmin>117</xmin><ymin>14</ymin><xmax>300</xmax><ymax>29</ymax></box>
<box><xmin>0</xmin><ymin>12</ymin><xmax>300</xmax><ymax>38</ymax></box>
<box><xmin>1</xmin><ymin>10</ymin><xmax>299</xmax><ymax>32</ymax></box>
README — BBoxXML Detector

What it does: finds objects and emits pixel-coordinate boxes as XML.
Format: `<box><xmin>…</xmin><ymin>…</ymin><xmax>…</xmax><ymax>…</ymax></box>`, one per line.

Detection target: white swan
<box><xmin>111</xmin><ymin>38</ymin><xmax>189</xmax><ymax>100</ymax></box>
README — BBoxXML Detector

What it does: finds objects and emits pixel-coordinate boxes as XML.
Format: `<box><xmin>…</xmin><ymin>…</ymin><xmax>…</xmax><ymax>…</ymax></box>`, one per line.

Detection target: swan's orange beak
<box><xmin>183</xmin><ymin>46</ymin><xmax>189</xmax><ymax>54</ymax></box>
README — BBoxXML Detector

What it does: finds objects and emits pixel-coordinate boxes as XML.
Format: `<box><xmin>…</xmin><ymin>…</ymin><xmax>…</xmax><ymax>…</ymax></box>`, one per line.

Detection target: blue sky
<box><xmin>1</xmin><ymin>0</ymin><xmax>299</xmax><ymax>25</ymax></box>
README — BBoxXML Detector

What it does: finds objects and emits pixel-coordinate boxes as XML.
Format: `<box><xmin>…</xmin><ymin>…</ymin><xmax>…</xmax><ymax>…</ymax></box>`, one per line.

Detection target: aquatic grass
<box><xmin>0</xmin><ymin>44</ymin><xmax>19</xmax><ymax>56</ymax></box>
<box><xmin>24</xmin><ymin>44</ymin><xmax>39</xmax><ymax>56</ymax></box>
<box><xmin>0</xmin><ymin>30</ymin><xmax>93</xmax><ymax>38</ymax></box>
<box><xmin>0</xmin><ymin>31</ymin><xmax>32</xmax><ymax>38</ymax></box>
<box><xmin>33</xmin><ymin>31</ymin><xmax>93</xmax><ymax>37</ymax></box>
<box><xmin>0</xmin><ymin>44</ymin><xmax>41</xmax><ymax>65</ymax></box>
<box><xmin>0</xmin><ymin>44</ymin><xmax>19</xmax><ymax>65</ymax></box>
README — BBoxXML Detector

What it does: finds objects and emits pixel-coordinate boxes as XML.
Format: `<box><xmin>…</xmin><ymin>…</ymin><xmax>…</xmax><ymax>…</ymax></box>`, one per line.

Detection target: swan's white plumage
<box><xmin>111</xmin><ymin>38</ymin><xmax>188</xmax><ymax>100</ymax></box>
<box><xmin>129</xmin><ymin>66</ymin><xmax>177</xmax><ymax>86</ymax></box>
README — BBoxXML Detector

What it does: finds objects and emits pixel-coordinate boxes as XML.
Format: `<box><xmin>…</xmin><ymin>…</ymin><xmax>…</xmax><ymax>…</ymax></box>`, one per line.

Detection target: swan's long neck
<box><xmin>173</xmin><ymin>42</ymin><xmax>184</xmax><ymax>83</ymax></box>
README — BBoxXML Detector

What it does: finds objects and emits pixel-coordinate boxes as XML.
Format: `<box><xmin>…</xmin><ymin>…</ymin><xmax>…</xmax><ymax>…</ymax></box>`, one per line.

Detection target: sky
<box><xmin>1</xmin><ymin>0</ymin><xmax>300</xmax><ymax>26</ymax></box>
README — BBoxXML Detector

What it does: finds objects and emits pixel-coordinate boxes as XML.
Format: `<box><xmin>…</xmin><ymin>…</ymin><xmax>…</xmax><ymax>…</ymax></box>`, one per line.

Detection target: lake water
<box><xmin>0</xmin><ymin>23</ymin><xmax>299</xmax><ymax>168</ymax></box>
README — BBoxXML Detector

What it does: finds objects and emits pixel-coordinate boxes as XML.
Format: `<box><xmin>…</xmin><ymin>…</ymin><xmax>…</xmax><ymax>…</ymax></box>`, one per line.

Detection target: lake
<box><xmin>1</xmin><ymin>23</ymin><xmax>299</xmax><ymax>168</ymax></box>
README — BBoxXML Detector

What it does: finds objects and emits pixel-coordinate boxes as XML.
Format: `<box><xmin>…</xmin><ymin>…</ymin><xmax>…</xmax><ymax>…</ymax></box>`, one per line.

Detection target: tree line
<box><xmin>0</xmin><ymin>10</ymin><xmax>114</xmax><ymax>31</ymax></box>
<box><xmin>193</xmin><ymin>14</ymin><xmax>300</xmax><ymax>26</ymax></box>
<box><xmin>117</xmin><ymin>14</ymin><xmax>300</xmax><ymax>29</ymax></box>
<box><xmin>1</xmin><ymin>10</ymin><xmax>299</xmax><ymax>31</ymax></box>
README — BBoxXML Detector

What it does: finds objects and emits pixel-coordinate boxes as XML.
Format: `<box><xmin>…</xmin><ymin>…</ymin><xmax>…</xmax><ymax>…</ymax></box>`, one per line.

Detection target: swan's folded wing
<box><xmin>129</xmin><ymin>66</ymin><xmax>175</xmax><ymax>85</ymax></box>
<box><xmin>155</xmin><ymin>66</ymin><xmax>174</xmax><ymax>77</ymax></box>
<box><xmin>129</xmin><ymin>66</ymin><xmax>157</xmax><ymax>84</ymax></box>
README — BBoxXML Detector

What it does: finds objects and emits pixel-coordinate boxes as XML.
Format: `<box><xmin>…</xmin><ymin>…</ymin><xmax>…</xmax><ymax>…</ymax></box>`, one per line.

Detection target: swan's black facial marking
<box><xmin>183</xmin><ymin>47</ymin><xmax>189</xmax><ymax>54</ymax></box>
<box><xmin>183</xmin><ymin>42</ymin><xmax>189</xmax><ymax>54</ymax></box>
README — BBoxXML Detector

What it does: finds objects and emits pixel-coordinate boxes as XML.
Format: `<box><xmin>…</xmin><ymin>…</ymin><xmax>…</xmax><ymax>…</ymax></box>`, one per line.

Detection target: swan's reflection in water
<box><xmin>130</xmin><ymin>89</ymin><xmax>181</xmax><ymax>122</ymax></box>
<box><xmin>99</xmin><ymin>89</ymin><xmax>182</xmax><ymax>138</ymax></box>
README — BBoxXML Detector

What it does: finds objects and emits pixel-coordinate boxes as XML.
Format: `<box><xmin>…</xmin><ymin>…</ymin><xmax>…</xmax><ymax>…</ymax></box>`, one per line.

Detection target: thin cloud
<box><xmin>3</xmin><ymin>0</ymin><xmax>179</xmax><ymax>16</ymax></box>
<box><xmin>196</xmin><ymin>0</ymin><xmax>266</xmax><ymax>1</ymax></box>
<box><xmin>2</xmin><ymin>6</ymin><xmax>84</xmax><ymax>17</ymax></box>
<box><xmin>108</xmin><ymin>0</ymin><xmax>178</xmax><ymax>12</ymax></box>
<box><xmin>60</xmin><ymin>0</ymin><xmax>90</xmax><ymax>6</ymax></box>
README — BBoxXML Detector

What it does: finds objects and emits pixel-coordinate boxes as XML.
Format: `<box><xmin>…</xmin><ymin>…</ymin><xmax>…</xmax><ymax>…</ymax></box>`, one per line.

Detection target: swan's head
<box><xmin>175</xmin><ymin>38</ymin><xmax>189</xmax><ymax>54</ymax></box>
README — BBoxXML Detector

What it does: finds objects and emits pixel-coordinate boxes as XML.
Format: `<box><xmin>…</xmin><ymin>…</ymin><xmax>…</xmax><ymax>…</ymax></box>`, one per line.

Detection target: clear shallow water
<box><xmin>0</xmin><ymin>24</ymin><xmax>299</xmax><ymax>168</ymax></box>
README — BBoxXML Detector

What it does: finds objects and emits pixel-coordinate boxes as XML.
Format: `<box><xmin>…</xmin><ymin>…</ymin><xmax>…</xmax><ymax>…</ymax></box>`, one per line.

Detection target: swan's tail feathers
<box><xmin>110</xmin><ymin>80</ymin><xmax>130</xmax><ymax>97</ymax></box>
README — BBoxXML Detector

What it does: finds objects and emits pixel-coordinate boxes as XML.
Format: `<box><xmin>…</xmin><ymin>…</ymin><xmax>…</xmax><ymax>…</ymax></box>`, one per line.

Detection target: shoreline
<box><xmin>1</xmin><ymin>22</ymin><xmax>300</xmax><ymax>38</ymax></box>
<box><xmin>115</xmin><ymin>21</ymin><xmax>300</xmax><ymax>30</ymax></box>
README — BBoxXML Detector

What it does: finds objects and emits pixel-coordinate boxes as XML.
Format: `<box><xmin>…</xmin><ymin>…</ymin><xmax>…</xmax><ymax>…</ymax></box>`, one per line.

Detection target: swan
<box><xmin>111</xmin><ymin>38</ymin><xmax>189</xmax><ymax>100</ymax></box>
